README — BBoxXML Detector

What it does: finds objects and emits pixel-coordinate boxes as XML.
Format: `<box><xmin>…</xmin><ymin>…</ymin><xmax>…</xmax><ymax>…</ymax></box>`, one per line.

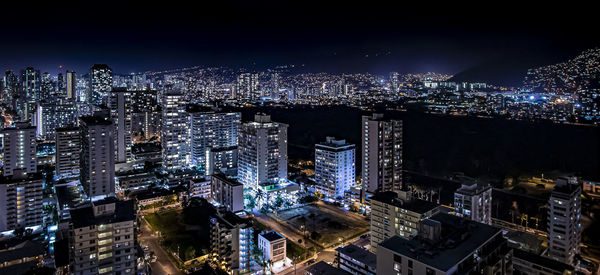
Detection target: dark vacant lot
<box><xmin>227</xmin><ymin>105</ymin><xmax>600</xmax><ymax>181</ymax></box>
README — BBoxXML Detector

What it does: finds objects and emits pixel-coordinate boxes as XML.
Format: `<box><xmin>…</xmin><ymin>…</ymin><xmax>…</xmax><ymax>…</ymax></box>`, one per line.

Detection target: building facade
<box><xmin>109</xmin><ymin>88</ymin><xmax>133</xmax><ymax>163</ymax></box>
<box><xmin>369</xmin><ymin>191</ymin><xmax>440</xmax><ymax>252</ymax></box>
<box><xmin>210</xmin><ymin>173</ymin><xmax>244</xmax><ymax>213</ymax></box>
<box><xmin>188</xmin><ymin>107</ymin><xmax>240</xmax><ymax>174</ymax></box>
<box><xmin>210</xmin><ymin>207</ymin><xmax>254</xmax><ymax>275</ymax></box>
<box><xmin>547</xmin><ymin>177</ymin><xmax>582</xmax><ymax>266</ymax></box>
<box><xmin>79</xmin><ymin>114</ymin><xmax>115</xmax><ymax>200</ymax></box>
<box><xmin>314</xmin><ymin>137</ymin><xmax>355</xmax><ymax>198</ymax></box>
<box><xmin>453</xmin><ymin>179</ymin><xmax>492</xmax><ymax>225</ymax></box>
<box><xmin>55</xmin><ymin>126</ymin><xmax>80</xmax><ymax>179</ymax></box>
<box><xmin>89</xmin><ymin>64</ymin><xmax>113</xmax><ymax>106</ymax></box>
<box><xmin>69</xmin><ymin>199</ymin><xmax>136</xmax><ymax>275</ymax></box>
<box><xmin>258</xmin><ymin>231</ymin><xmax>286</xmax><ymax>268</ymax></box>
<box><xmin>361</xmin><ymin>113</ymin><xmax>402</xmax><ymax>194</ymax></box>
<box><xmin>0</xmin><ymin>122</ymin><xmax>37</xmax><ymax>176</ymax></box>
<box><xmin>161</xmin><ymin>89</ymin><xmax>189</xmax><ymax>170</ymax></box>
<box><xmin>237</xmin><ymin>114</ymin><xmax>288</xmax><ymax>189</ymax></box>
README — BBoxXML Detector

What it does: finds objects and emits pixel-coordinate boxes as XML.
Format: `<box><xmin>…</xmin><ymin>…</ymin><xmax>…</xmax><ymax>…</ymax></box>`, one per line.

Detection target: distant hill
<box><xmin>523</xmin><ymin>48</ymin><xmax>600</xmax><ymax>92</ymax></box>
<box><xmin>449</xmin><ymin>55</ymin><xmax>559</xmax><ymax>87</ymax></box>
<box><xmin>449</xmin><ymin>50</ymin><xmax>598</xmax><ymax>88</ymax></box>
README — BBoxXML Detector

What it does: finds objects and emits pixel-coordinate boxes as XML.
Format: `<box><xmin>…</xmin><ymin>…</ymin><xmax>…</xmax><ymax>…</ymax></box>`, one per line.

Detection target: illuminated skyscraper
<box><xmin>0</xmin><ymin>122</ymin><xmax>37</xmax><ymax>176</ymax></box>
<box><xmin>161</xmin><ymin>89</ymin><xmax>189</xmax><ymax>170</ymax></box>
<box><xmin>66</xmin><ymin>70</ymin><xmax>76</xmax><ymax>101</ymax></box>
<box><xmin>79</xmin><ymin>112</ymin><xmax>115</xmax><ymax>200</ymax></box>
<box><xmin>361</xmin><ymin>113</ymin><xmax>402</xmax><ymax>194</ymax></box>
<box><xmin>238</xmin><ymin>114</ymin><xmax>287</xmax><ymax>189</ymax></box>
<box><xmin>315</xmin><ymin>137</ymin><xmax>355</xmax><ymax>198</ymax></box>
<box><xmin>55</xmin><ymin>126</ymin><xmax>80</xmax><ymax>179</ymax></box>
<box><xmin>89</xmin><ymin>64</ymin><xmax>113</xmax><ymax>106</ymax></box>
<box><xmin>188</xmin><ymin>106</ymin><xmax>240</xmax><ymax>174</ymax></box>
<box><xmin>109</xmin><ymin>88</ymin><xmax>133</xmax><ymax>163</ymax></box>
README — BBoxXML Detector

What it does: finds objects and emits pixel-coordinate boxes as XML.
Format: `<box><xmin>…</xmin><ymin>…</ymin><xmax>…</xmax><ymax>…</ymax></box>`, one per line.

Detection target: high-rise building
<box><xmin>314</xmin><ymin>137</ymin><xmax>355</xmax><ymax>199</ymax></box>
<box><xmin>238</xmin><ymin>114</ymin><xmax>288</xmax><ymax>189</ymax></box>
<box><xmin>109</xmin><ymin>88</ymin><xmax>133</xmax><ymax>163</ymax></box>
<box><xmin>453</xmin><ymin>178</ymin><xmax>492</xmax><ymax>225</ymax></box>
<box><xmin>69</xmin><ymin>198</ymin><xmax>136</xmax><ymax>275</ymax></box>
<box><xmin>206</xmin><ymin>146</ymin><xmax>238</xmax><ymax>176</ymax></box>
<box><xmin>547</xmin><ymin>177</ymin><xmax>582</xmax><ymax>265</ymax></box>
<box><xmin>361</xmin><ymin>113</ymin><xmax>403</xmax><ymax>194</ymax></box>
<box><xmin>89</xmin><ymin>64</ymin><xmax>113</xmax><ymax>106</ymax></box>
<box><xmin>20</xmin><ymin>67</ymin><xmax>41</xmax><ymax>121</ymax></box>
<box><xmin>210</xmin><ymin>207</ymin><xmax>254</xmax><ymax>275</ymax></box>
<box><xmin>0</xmin><ymin>122</ymin><xmax>37</xmax><ymax>176</ymax></box>
<box><xmin>211</xmin><ymin>173</ymin><xmax>244</xmax><ymax>213</ymax></box>
<box><xmin>66</xmin><ymin>71</ymin><xmax>76</xmax><ymax>101</ymax></box>
<box><xmin>369</xmin><ymin>191</ymin><xmax>440</xmax><ymax>252</ymax></box>
<box><xmin>130</xmin><ymin>89</ymin><xmax>160</xmax><ymax>141</ymax></box>
<box><xmin>55</xmin><ymin>126</ymin><xmax>80</xmax><ymax>179</ymax></box>
<box><xmin>79</xmin><ymin>113</ymin><xmax>115</xmax><ymax>200</ymax></box>
<box><xmin>235</xmin><ymin>73</ymin><xmax>259</xmax><ymax>100</ymax></box>
<box><xmin>188</xmin><ymin>106</ymin><xmax>240</xmax><ymax>174</ymax></box>
<box><xmin>35</xmin><ymin>102</ymin><xmax>78</xmax><ymax>139</ymax></box>
<box><xmin>161</xmin><ymin>89</ymin><xmax>189</xmax><ymax>170</ymax></box>
<box><xmin>41</xmin><ymin>72</ymin><xmax>54</xmax><ymax>101</ymax></box>
<box><xmin>0</xmin><ymin>172</ymin><xmax>43</xmax><ymax>231</ymax></box>
<box><xmin>336</xmin><ymin>244</ymin><xmax>377</xmax><ymax>275</ymax></box>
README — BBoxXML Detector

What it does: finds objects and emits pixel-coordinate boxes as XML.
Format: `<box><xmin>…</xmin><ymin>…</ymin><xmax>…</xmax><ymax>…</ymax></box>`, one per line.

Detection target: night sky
<box><xmin>1</xmin><ymin>1</ymin><xmax>598</xmax><ymax>77</ymax></box>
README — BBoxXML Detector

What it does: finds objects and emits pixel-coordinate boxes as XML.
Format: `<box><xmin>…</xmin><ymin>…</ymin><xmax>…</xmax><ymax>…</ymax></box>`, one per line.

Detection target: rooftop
<box><xmin>336</xmin><ymin>244</ymin><xmax>377</xmax><ymax>269</ymax></box>
<box><xmin>378</xmin><ymin>213</ymin><xmax>501</xmax><ymax>272</ymax></box>
<box><xmin>260</xmin><ymin>231</ymin><xmax>285</xmax><ymax>242</ymax></box>
<box><xmin>69</xmin><ymin>198</ymin><xmax>135</xmax><ymax>229</ymax></box>
<box><xmin>370</xmin><ymin>191</ymin><xmax>439</xmax><ymax>214</ymax></box>
<box><xmin>513</xmin><ymin>248</ymin><xmax>574</xmax><ymax>272</ymax></box>
<box><xmin>306</xmin><ymin>261</ymin><xmax>351</xmax><ymax>275</ymax></box>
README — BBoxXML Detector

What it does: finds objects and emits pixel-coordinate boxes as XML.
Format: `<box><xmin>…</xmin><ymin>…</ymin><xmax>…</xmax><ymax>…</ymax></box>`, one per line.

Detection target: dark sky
<box><xmin>1</xmin><ymin>1</ymin><xmax>598</xmax><ymax>76</ymax></box>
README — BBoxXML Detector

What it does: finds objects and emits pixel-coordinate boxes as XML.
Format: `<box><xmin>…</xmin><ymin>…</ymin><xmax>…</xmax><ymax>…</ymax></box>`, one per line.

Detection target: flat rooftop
<box><xmin>70</xmin><ymin>199</ymin><xmax>135</xmax><ymax>229</ymax></box>
<box><xmin>336</xmin><ymin>244</ymin><xmax>377</xmax><ymax>269</ymax></box>
<box><xmin>378</xmin><ymin>213</ymin><xmax>501</xmax><ymax>272</ymax></box>
<box><xmin>306</xmin><ymin>261</ymin><xmax>351</xmax><ymax>275</ymax></box>
<box><xmin>370</xmin><ymin>191</ymin><xmax>439</xmax><ymax>214</ymax></box>
<box><xmin>260</xmin><ymin>231</ymin><xmax>285</xmax><ymax>242</ymax></box>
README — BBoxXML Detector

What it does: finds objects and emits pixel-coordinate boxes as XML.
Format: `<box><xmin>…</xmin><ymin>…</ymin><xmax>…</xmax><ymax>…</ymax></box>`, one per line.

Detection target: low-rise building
<box><xmin>69</xmin><ymin>198</ymin><xmax>136</xmax><ymax>275</ymax></box>
<box><xmin>306</xmin><ymin>261</ymin><xmax>351</xmax><ymax>275</ymax></box>
<box><xmin>258</xmin><ymin>231</ymin><xmax>286</xmax><ymax>268</ymax></box>
<box><xmin>376</xmin><ymin>213</ymin><xmax>512</xmax><ymax>275</ymax></box>
<box><xmin>211</xmin><ymin>173</ymin><xmax>244</xmax><ymax>212</ymax></box>
<box><xmin>369</xmin><ymin>191</ymin><xmax>441</xmax><ymax>252</ymax></box>
<box><xmin>210</xmin><ymin>207</ymin><xmax>254</xmax><ymax>275</ymax></box>
<box><xmin>513</xmin><ymin>248</ymin><xmax>574</xmax><ymax>275</ymax></box>
<box><xmin>336</xmin><ymin>244</ymin><xmax>376</xmax><ymax>275</ymax></box>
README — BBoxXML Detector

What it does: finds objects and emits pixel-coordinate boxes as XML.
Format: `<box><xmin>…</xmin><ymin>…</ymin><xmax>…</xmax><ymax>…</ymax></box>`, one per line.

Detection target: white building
<box><xmin>211</xmin><ymin>174</ymin><xmax>244</xmax><ymax>213</ymax></box>
<box><xmin>547</xmin><ymin>177</ymin><xmax>582</xmax><ymax>266</ymax></box>
<box><xmin>238</xmin><ymin>114</ymin><xmax>288</xmax><ymax>189</ymax></box>
<box><xmin>79</xmin><ymin>113</ymin><xmax>115</xmax><ymax>200</ymax></box>
<box><xmin>161</xmin><ymin>89</ymin><xmax>189</xmax><ymax>171</ymax></box>
<box><xmin>55</xmin><ymin>126</ymin><xmax>80</xmax><ymax>179</ymax></box>
<box><xmin>315</xmin><ymin>137</ymin><xmax>355</xmax><ymax>198</ymax></box>
<box><xmin>188</xmin><ymin>107</ymin><xmax>240</xmax><ymax>175</ymax></box>
<box><xmin>69</xmin><ymin>198</ymin><xmax>136</xmax><ymax>275</ymax></box>
<box><xmin>361</xmin><ymin>113</ymin><xmax>402</xmax><ymax>194</ymax></box>
<box><xmin>453</xmin><ymin>178</ymin><xmax>492</xmax><ymax>225</ymax></box>
<box><xmin>258</xmin><ymin>231</ymin><xmax>286</xmax><ymax>269</ymax></box>
<box><xmin>35</xmin><ymin>103</ymin><xmax>78</xmax><ymax>140</ymax></box>
<box><xmin>0</xmin><ymin>122</ymin><xmax>37</xmax><ymax>176</ymax></box>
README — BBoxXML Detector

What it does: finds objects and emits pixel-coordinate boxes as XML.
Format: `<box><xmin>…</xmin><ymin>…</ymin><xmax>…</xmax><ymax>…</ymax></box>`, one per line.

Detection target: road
<box><xmin>139</xmin><ymin>217</ymin><xmax>183</xmax><ymax>275</ymax></box>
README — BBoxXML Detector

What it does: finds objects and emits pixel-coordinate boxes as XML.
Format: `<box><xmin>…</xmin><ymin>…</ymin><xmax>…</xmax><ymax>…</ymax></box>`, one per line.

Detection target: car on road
<box><xmin>306</xmin><ymin>259</ymin><xmax>315</xmax><ymax>265</ymax></box>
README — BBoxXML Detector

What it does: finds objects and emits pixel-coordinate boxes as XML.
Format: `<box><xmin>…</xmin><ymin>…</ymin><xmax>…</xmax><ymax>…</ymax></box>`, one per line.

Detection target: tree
<box><xmin>308</xmin><ymin>213</ymin><xmax>316</xmax><ymax>232</ymax></box>
<box><xmin>185</xmin><ymin>246</ymin><xmax>196</xmax><ymax>260</ymax></box>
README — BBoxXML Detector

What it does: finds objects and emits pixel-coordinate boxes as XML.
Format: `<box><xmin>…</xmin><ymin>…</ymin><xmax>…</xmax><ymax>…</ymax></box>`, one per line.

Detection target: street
<box><xmin>139</xmin><ymin>217</ymin><xmax>183</xmax><ymax>275</ymax></box>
